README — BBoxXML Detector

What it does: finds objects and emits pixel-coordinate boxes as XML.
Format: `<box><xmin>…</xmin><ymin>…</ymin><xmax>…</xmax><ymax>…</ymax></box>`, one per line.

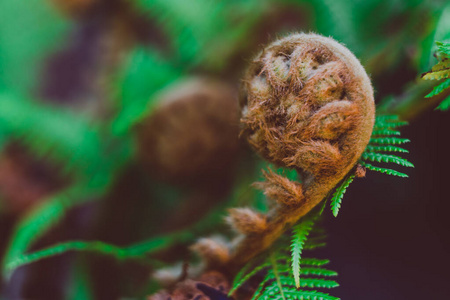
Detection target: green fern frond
<box><xmin>422</xmin><ymin>69</ymin><xmax>450</xmax><ymax>80</ymax></box>
<box><xmin>0</xmin><ymin>92</ymin><xmax>129</xmax><ymax>180</ymax></box>
<box><xmin>369</xmin><ymin>137</ymin><xmax>410</xmax><ymax>145</ymax></box>
<box><xmin>5</xmin><ymin>200</ymin><xmax>229</xmax><ymax>277</ymax></box>
<box><xmin>280</xmin><ymin>289</ymin><xmax>339</xmax><ymax>300</ymax></box>
<box><xmin>0</xmin><ymin>92</ymin><xmax>132</xmax><ymax>273</ymax></box>
<box><xmin>113</xmin><ymin>48</ymin><xmax>180</xmax><ymax>134</ymax></box>
<box><xmin>425</xmin><ymin>79</ymin><xmax>450</xmax><ymax>98</ymax></box>
<box><xmin>291</xmin><ymin>215</ymin><xmax>317</xmax><ymax>288</ymax></box>
<box><xmin>274</xmin><ymin>275</ymin><xmax>338</xmax><ymax>289</ymax></box>
<box><xmin>2</xmin><ymin>183</ymin><xmax>110</xmax><ymax>277</ymax></box>
<box><xmin>373</xmin><ymin>115</ymin><xmax>399</xmax><ymax>122</ymax></box>
<box><xmin>436</xmin><ymin>41</ymin><xmax>450</xmax><ymax>57</ymax></box>
<box><xmin>5</xmin><ymin>241</ymin><xmax>131</xmax><ymax>273</ymax></box>
<box><xmin>303</xmin><ymin>242</ymin><xmax>327</xmax><ymax>250</ymax></box>
<box><xmin>437</xmin><ymin>96</ymin><xmax>450</xmax><ymax>111</ymax></box>
<box><xmin>371</xmin><ymin>129</ymin><xmax>401</xmax><ymax>136</ymax></box>
<box><xmin>359</xmin><ymin>161</ymin><xmax>408</xmax><ymax>178</ymax></box>
<box><xmin>4</xmin><ymin>227</ymin><xmax>198</xmax><ymax>276</ymax></box>
<box><xmin>361</xmin><ymin>153</ymin><xmax>414</xmax><ymax>168</ymax></box>
<box><xmin>300</xmin><ymin>267</ymin><xmax>338</xmax><ymax>277</ymax></box>
<box><xmin>303</xmin><ymin>234</ymin><xmax>328</xmax><ymax>250</ymax></box>
<box><xmin>296</xmin><ymin>278</ymin><xmax>339</xmax><ymax>289</ymax></box>
<box><xmin>331</xmin><ymin>115</ymin><xmax>414</xmax><ymax>217</ymax></box>
<box><xmin>231</xmin><ymin>213</ymin><xmax>339</xmax><ymax>300</ymax></box>
<box><xmin>300</xmin><ymin>258</ymin><xmax>330</xmax><ymax>266</ymax></box>
<box><xmin>373</xmin><ymin>121</ymin><xmax>408</xmax><ymax>129</ymax></box>
<box><xmin>373</xmin><ymin>115</ymin><xmax>408</xmax><ymax>129</ymax></box>
<box><xmin>423</xmin><ymin>41</ymin><xmax>450</xmax><ymax>110</ymax></box>
<box><xmin>432</xmin><ymin>59</ymin><xmax>450</xmax><ymax>72</ymax></box>
<box><xmin>330</xmin><ymin>174</ymin><xmax>355</xmax><ymax>217</ymax></box>
<box><xmin>131</xmin><ymin>0</ymin><xmax>219</xmax><ymax>64</ymax></box>
<box><xmin>362</xmin><ymin>114</ymin><xmax>413</xmax><ymax>178</ymax></box>
<box><xmin>230</xmin><ymin>260</ymin><xmax>270</xmax><ymax>295</ymax></box>
<box><xmin>131</xmin><ymin>0</ymin><xmax>263</xmax><ymax>70</ymax></box>
<box><xmin>365</xmin><ymin>145</ymin><xmax>409</xmax><ymax>153</ymax></box>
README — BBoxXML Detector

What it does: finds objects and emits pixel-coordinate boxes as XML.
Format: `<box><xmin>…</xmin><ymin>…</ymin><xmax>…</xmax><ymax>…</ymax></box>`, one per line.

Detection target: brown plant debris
<box><xmin>148</xmin><ymin>271</ymin><xmax>231</xmax><ymax>300</ymax></box>
<box><xmin>226</xmin><ymin>208</ymin><xmax>267</xmax><ymax>235</ymax></box>
<box><xmin>190</xmin><ymin>237</ymin><xmax>230</xmax><ymax>269</ymax></box>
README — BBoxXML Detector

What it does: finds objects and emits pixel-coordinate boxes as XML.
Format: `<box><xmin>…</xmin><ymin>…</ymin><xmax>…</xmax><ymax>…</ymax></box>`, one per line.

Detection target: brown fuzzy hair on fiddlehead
<box><xmin>221</xmin><ymin>33</ymin><xmax>375</xmax><ymax>269</ymax></box>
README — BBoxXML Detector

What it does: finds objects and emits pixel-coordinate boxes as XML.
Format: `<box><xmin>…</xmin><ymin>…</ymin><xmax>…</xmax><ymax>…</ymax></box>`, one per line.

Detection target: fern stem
<box><xmin>270</xmin><ymin>253</ymin><xmax>287</xmax><ymax>300</ymax></box>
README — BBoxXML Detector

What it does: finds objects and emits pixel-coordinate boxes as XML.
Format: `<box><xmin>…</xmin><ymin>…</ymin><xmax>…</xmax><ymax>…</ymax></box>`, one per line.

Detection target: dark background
<box><xmin>327</xmin><ymin>109</ymin><xmax>450</xmax><ymax>298</ymax></box>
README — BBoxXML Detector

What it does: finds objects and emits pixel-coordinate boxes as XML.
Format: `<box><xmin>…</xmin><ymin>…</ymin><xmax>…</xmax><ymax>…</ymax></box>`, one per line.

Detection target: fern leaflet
<box><xmin>361</xmin><ymin>153</ymin><xmax>413</xmax><ymax>168</ymax></box>
<box><xmin>425</xmin><ymin>79</ymin><xmax>450</xmax><ymax>98</ymax></box>
<box><xmin>361</xmin><ymin>115</ymin><xmax>413</xmax><ymax>177</ymax></box>
<box><xmin>437</xmin><ymin>96</ymin><xmax>450</xmax><ymax>110</ymax></box>
<box><xmin>230</xmin><ymin>212</ymin><xmax>339</xmax><ymax>300</ymax></box>
<box><xmin>291</xmin><ymin>214</ymin><xmax>317</xmax><ymax>287</ymax></box>
<box><xmin>330</xmin><ymin>174</ymin><xmax>355</xmax><ymax>217</ymax></box>
<box><xmin>422</xmin><ymin>41</ymin><xmax>450</xmax><ymax>110</ymax></box>
<box><xmin>365</xmin><ymin>145</ymin><xmax>409</xmax><ymax>153</ymax></box>
<box><xmin>436</xmin><ymin>41</ymin><xmax>450</xmax><ymax>57</ymax></box>
<box><xmin>369</xmin><ymin>137</ymin><xmax>410</xmax><ymax>145</ymax></box>
<box><xmin>359</xmin><ymin>161</ymin><xmax>408</xmax><ymax>178</ymax></box>
<box><xmin>2</xmin><ymin>183</ymin><xmax>109</xmax><ymax>277</ymax></box>
<box><xmin>329</xmin><ymin>114</ymin><xmax>412</xmax><ymax>216</ymax></box>
<box><xmin>371</xmin><ymin>129</ymin><xmax>401</xmax><ymax>136</ymax></box>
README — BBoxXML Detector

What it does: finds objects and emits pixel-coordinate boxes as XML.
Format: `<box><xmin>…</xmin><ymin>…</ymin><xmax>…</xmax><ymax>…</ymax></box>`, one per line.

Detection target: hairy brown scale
<box><xmin>218</xmin><ymin>33</ymin><xmax>375</xmax><ymax>270</ymax></box>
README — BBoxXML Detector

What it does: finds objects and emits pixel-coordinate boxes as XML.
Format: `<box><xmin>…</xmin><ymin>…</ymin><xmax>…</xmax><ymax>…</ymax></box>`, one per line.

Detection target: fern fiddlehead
<box><xmin>216</xmin><ymin>33</ymin><xmax>375</xmax><ymax>270</ymax></box>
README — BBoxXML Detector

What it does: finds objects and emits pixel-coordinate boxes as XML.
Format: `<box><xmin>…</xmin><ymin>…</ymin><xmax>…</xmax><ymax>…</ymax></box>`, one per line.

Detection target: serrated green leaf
<box><xmin>373</xmin><ymin>121</ymin><xmax>408</xmax><ymax>130</ymax></box>
<box><xmin>2</xmin><ymin>183</ymin><xmax>110</xmax><ymax>277</ymax></box>
<box><xmin>304</xmin><ymin>242</ymin><xmax>327</xmax><ymax>250</ymax></box>
<box><xmin>113</xmin><ymin>49</ymin><xmax>180</xmax><ymax>134</ymax></box>
<box><xmin>436</xmin><ymin>95</ymin><xmax>450</xmax><ymax>111</ymax></box>
<box><xmin>300</xmin><ymin>258</ymin><xmax>330</xmax><ymax>266</ymax></box>
<box><xmin>230</xmin><ymin>261</ymin><xmax>270</xmax><ymax>295</ymax></box>
<box><xmin>371</xmin><ymin>129</ymin><xmax>401</xmax><ymax>136</ymax></box>
<box><xmin>300</xmin><ymin>267</ymin><xmax>338</xmax><ymax>277</ymax></box>
<box><xmin>374</xmin><ymin>115</ymin><xmax>399</xmax><ymax>122</ymax></box>
<box><xmin>282</xmin><ymin>289</ymin><xmax>340</xmax><ymax>300</ymax></box>
<box><xmin>236</xmin><ymin>215</ymin><xmax>338</xmax><ymax>299</ymax></box>
<box><xmin>271</xmin><ymin>253</ymin><xmax>287</xmax><ymax>300</ymax></box>
<box><xmin>425</xmin><ymin>79</ymin><xmax>450</xmax><ymax>98</ymax></box>
<box><xmin>5</xmin><ymin>241</ymin><xmax>129</xmax><ymax>272</ymax></box>
<box><xmin>297</xmin><ymin>278</ymin><xmax>339</xmax><ymax>289</ymax></box>
<box><xmin>291</xmin><ymin>216</ymin><xmax>317</xmax><ymax>288</ymax></box>
<box><xmin>330</xmin><ymin>174</ymin><xmax>355</xmax><ymax>217</ymax></box>
<box><xmin>361</xmin><ymin>153</ymin><xmax>414</xmax><ymax>168</ymax></box>
<box><xmin>422</xmin><ymin>69</ymin><xmax>450</xmax><ymax>80</ymax></box>
<box><xmin>369</xmin><ymin>137</ymin><xmax>410</xmax><ymax>145</ymax></box>
<box><xmin>437</xmin><ymin>41</ymin><xmax>450</xmax><ymax>57</ymax></box>
<box><xmin>431</xmin><ymin>59</ymin><xmax>450</xmax><ymax>72</ymax></box>
<box><xmin>359</xmin><ymin>161</ymin><xmax>408</xmax><ymax>178</ymax></box>
<box><xmin>365</xmin><ymin>145</ymin><xmax>409</xmax><ymax>153</ymax></box>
